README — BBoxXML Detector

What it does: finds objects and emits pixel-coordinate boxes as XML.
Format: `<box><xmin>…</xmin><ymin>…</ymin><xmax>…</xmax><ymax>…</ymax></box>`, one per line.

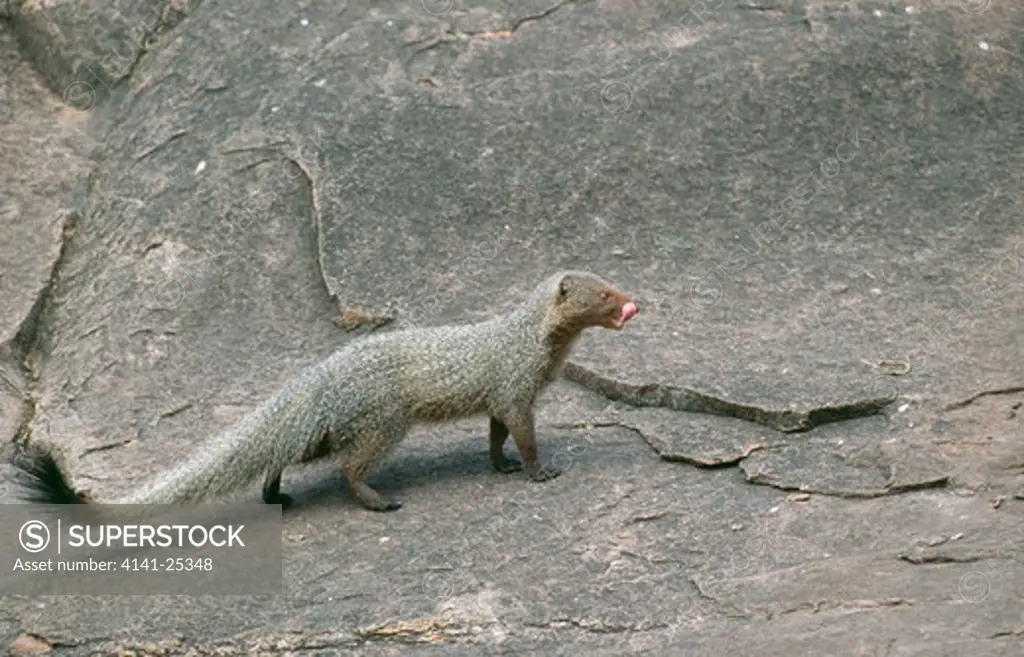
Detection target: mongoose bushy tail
<box><xmin>8</xmin><ymin>270</ymin><xmax>639</xmax><ymax>511</ymax></box>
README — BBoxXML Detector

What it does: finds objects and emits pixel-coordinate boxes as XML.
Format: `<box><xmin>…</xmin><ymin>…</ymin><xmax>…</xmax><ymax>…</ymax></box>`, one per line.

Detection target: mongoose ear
<box><xmin>557</xmin><ymin>276</ymin><xmax>571</xmax><ymax>301</ymax></box>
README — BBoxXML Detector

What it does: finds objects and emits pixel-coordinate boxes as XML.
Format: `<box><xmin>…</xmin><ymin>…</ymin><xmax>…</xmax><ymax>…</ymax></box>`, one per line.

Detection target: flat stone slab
<box><xmin>739</xmin><ymin>414</ymin><xmax>952</xmax><ymax>497</ymax></box>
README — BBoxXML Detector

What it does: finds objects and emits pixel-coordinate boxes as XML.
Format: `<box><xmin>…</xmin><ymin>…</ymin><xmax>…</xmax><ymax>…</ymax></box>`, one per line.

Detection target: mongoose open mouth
<box><xmin>612</xmin><ymin>301</ymin><xmax>639</xmax><ymax>328</ymax></box>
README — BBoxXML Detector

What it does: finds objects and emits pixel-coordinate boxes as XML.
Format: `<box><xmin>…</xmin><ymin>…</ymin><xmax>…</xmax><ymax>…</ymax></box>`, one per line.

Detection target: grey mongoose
<box><xmin>8</xmin><ymin>270</ymin><xmax>640</xmax><ymax>510</ymax></box>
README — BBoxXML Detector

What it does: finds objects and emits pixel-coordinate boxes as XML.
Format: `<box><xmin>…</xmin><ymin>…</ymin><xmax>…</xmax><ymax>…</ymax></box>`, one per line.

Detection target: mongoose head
<box><xmin>549</xmin><ymin>271</ymin><xmax>639</xmax><ymax>332</ymax></box>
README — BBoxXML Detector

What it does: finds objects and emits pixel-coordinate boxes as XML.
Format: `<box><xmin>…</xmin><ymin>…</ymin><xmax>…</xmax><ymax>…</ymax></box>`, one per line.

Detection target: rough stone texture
<box><xmin>2</xmin><ymin>0</ymin><xmax>1024</xmax><ymax>654</ymax></box>
<box><xmin>0</xmin><ymin>20</ymin><xmax>98</xmax><ymax>482</ymax></box>
<box><xmin>8</xmin><ymin>0</ymin><xmax>200</xmax><ymax>107</ymax></box>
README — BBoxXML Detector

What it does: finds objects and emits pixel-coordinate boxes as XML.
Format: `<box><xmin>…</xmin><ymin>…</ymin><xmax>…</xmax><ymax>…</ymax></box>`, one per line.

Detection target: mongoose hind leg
<box><xmin>340</xmin><ymin>471</ymin><xmax>403</xmax><ymax>512</ymax></box>
<box><xmin>503</xmin><ymin>410</ymin><xmax>561</xmax><ymax>482</ymax></box>
<box><xmin>262</xmin><ymin>471</ymin><xmax>294</xmax><ymax>508</ymax></box>
<box><xmin>338</xmin><ymin>429</ymin><xmax>404</xmax><ymax>512</ymax></box>
<box><xmin>489</xmin><ymin>417</ymin><xmax>523</xmax><ymax>473</ymax></box>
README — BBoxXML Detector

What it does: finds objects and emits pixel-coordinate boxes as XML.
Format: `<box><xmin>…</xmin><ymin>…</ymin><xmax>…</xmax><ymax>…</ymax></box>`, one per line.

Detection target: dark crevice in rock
<box><xmin>116</xmin><ymin>42</ymin><xmax>149</xmax><ymax>91</ymax></box>
<box><xmin>116</xmin><ymin>1</ymin><xmax>201</xmax><ymax>87</ymax></box>
<box><xmin>897</xmin><ymin>553</ymin><xmax>984</xmax><ymax>565</ymax></box>
<box><xmin>284</xmin><ymin>156</ymin><xmax>335</xmax><ymax>313</ymax></box>
<box><xmin>12</xmin><ymin>209</ymin><xmax>80</xmax><ymax>367</ymax></box>
<box><xmin>253</xmin><ymin>633</ymin><xmax>358</xmax><ymax>652</ymax></box>
<box><xmin>685</xmin><ymin>576</ymin><xmax>749</xmax><ymax>617</ymax></box>
<box><xmin>575</xmin><ymin>419</ymin><xmax>778</xmax><ymax>469</ymax></box>
<box><xmin>742</xmin><ymin>468</ymin><xmax>949</xmax><ymax>499</ymax></box>
<box><xmin>562</xmin><ymin>361</ymin><xmax>896</xmax><ymax>433</ymax></box>
<box><xmin>218</xmin><ymin>148</ymin><xmax>343</xmax><ymax>324</ymax></box>
<box><xmin>8</xmin><ymin>209</ymin><xmax>80</xmax><ymax>448</ymax></box>
<box><xmin>9</xmin><ymin>283</ymin><xmax>48</xmax><ymax>379</ymax></box>
<box><xmin>356</xmin><ymin>618</ymin><xmax>472</xmax><ymax>644</ymax></box>
<box><xmin>105</xmin><ymin>8</ymin><xmax>162</xmax><ymax>87</ymax></box>
<box><xmin>473</xmin><ymin>0</ymin><xmax>582</xmax><ymax>37</ymax></box>
<box><xmin>155</xmin><ymin>401</ymin><xmax>193</xmax><ymax>421</ymax></box>
<box><xmin>156</xmin><ymin>0</ymin><xmax>201</xmax><ymax>38</ymax></box>
<box><xmin>659</xmin><ymin>452</ymin><xmax>748</xmax><ymax>469</ymax></box>
<box><xmin>804</xmin><ymin>400</ymin><xmax>895</xmax><ymax>430</ymax></box>
<box><xmin>990</xmin><ymin>628</ymin><xmax>1024</xmax><ymax>639</ymax></box>
<box><xmin>10</xmin><ymin>386</ymin><xmax>35</xmax><ymax>449</ymax></box>
<box><xmin>776</xmin><ymin>598</ymin><xmax>913</xmax><ymax>617</ymax></box>
<box><xmin>8</xmin><ymin>0</ymin><xmax>202</xmax><ymax>106</ymax></box>
<box><xmin>875</xmin><ymin>477</ymin><xmax>951</xmax><ymax>495</ymax></box>
<box><xmin>14</xmin><ymin>632</ymin><xmax>110</xmax><ymax>651</ymax></box>
<box><xmin>943</xmin><ymin>385</ymin><xmax>1024</xmax><ymax>411</ymax></box>
<box><xmin>80</xmin><ymin>438</ymin><xmax>133</xmax><ymax>458</ymax></box>
<box><xmin>688</xmin><ymin>576</ymin><xmax>728</xmax><ymax>607</ymax></box>
<box><xmin>405</xmin><ymin>29</ymin><xmax>458</xmax><ymax>59</ymax></box>
<box><xmin>406</xmin><ymin>0</ymin><xmax>586</xmax><ymax>61</ymax></box>
<box><xmin>522</xmin><ymin>617</ymin><xmax>668</xmax><ymax>635</ymax></box>
<box><xmin>896</xmin><ymin>537</ymin><xmax>1004</xmax><ymax>565</ymax></box>
<box><xmin>134</xmin><ymin>129</ymin><xmax>188</xmax><ymax>163</ymax></box>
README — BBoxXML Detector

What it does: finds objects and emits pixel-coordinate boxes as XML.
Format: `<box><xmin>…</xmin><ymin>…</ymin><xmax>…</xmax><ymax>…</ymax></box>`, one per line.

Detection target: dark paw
<box><xmin>370</xmin><ymin>498</ymin><xmax>403</xmax><ymax>512</ymax></box>
<box><xmin>528</xmin><ymin>465</ymin><xmax>562</xmax><ymax>482</ymax></box>
<box><xmin>265</xmin><ymin>492</ymin><xmax>294</xmax><ymax>509</ymax></box>
<box><xmin>493</xmin><ymin>458</ymin><xmax>524</xmax><ymax>474</ymax></box>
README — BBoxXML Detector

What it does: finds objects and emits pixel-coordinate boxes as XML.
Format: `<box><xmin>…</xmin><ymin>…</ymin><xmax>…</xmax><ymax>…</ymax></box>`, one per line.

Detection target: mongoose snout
<box><xmin>613</xmin><ymin>300</ymin><xmax>639</xmax><ymax>329</ymax></box>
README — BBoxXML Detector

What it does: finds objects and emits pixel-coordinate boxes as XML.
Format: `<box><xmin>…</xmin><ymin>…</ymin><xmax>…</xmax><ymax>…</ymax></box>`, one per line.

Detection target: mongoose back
<box><xmin>9</xmin><ymin>270</ymin><xmax>639</xmax><ymax>511</ymax></box>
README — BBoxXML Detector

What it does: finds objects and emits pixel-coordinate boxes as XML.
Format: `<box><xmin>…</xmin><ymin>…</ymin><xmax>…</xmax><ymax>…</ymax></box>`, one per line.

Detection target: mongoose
<box><xmin>9</xmin><ymin>270</ymin><xmax>639</xmax><ymax>511</ymax></box>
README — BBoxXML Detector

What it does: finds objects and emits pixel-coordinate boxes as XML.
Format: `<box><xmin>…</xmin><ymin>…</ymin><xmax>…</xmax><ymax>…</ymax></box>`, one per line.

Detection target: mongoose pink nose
<box><xmin>621</xmin><ymin>301</ymin><xmax>638</xmax><ymax>323</ymax></box>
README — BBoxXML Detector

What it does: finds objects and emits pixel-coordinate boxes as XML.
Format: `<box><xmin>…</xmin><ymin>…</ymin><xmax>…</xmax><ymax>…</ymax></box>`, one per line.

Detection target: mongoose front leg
<box><xmin>489</xmin><ymin>417</ymin><xmax>523</xmax><ymax>473</ymax></box>
<box><xmin>262</xmin><ymin>471</ymin><xmax>294</xmax><ymax>508</ymax></box>
<box><xmin>504</xmin><ymin>411</ymin><xmax>561</xmax><ymax>482</ymax></box>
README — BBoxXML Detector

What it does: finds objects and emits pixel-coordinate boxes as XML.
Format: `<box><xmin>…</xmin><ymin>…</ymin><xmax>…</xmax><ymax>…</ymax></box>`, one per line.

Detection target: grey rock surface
<box><xmin>2</xmin><ymin>0</ymin><xmax>1023</xmax><ymax>654</ymax></box>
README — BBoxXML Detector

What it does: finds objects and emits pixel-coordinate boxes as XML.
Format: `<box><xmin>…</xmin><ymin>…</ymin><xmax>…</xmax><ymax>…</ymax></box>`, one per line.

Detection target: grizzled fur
<box><xmin>8</xmin><ymin>270</ymin><xmax>638</xmax><ymax>511</ymax></box>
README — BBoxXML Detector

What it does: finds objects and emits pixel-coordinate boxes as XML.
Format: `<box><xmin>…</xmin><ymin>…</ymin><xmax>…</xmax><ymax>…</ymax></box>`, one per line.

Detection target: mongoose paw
<box><xmin>493</xmin><ymin>458</ymin><xmax>524</xmax><ymax>474</ymax></box>
<box><xmin>528</xmin><ymin>465</ymin><xmax>562</xmax><ymax>482</ymax></box>
<box><xmin>373</xmin><ymin>499</ymin><xmax>403</xmax><ymax>512</ymax></box>
<box><xmin>265</xmin><ymin>492</ymin><xmax>295</xmax><ymax>509</ymax></box>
